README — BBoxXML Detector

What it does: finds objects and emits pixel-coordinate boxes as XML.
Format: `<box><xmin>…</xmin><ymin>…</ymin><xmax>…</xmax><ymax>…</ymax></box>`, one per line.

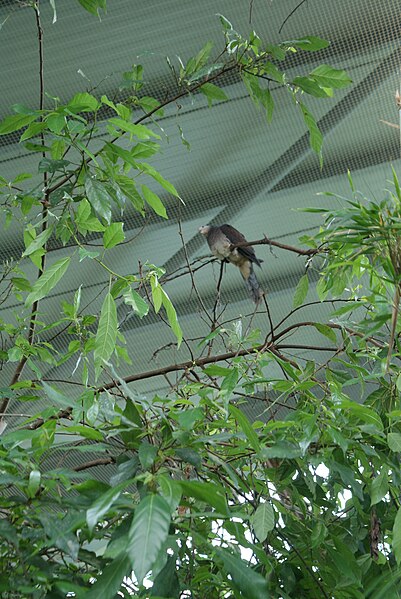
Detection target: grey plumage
<box><xmin>199</xmin><ymin>224</ymin><xmax>263</xmax><ymax>302</ymax></box>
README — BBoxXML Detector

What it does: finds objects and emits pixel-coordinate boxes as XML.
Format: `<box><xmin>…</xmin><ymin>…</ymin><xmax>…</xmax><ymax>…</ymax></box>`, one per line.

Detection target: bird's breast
<box><xmin>208</xmin><ymin>235</ymin><xmax>231</xmax><ymax>260</ymax></box>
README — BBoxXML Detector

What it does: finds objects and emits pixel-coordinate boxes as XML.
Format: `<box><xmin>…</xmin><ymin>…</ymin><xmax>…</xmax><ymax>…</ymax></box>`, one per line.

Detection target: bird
<box><xmin>199</xmin><ymin>224</ymin><xmax>264</xmax><ymax>302</ymax></box>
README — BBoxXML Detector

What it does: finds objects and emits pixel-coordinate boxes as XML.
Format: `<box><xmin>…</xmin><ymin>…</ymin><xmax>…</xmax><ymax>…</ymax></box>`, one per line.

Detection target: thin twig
<box><xmin>177</xmin><ymin>202</ymin><xmax>212</xmax><ymax>322</ymax></box>
<box><xmin>263</xmin><ymin>294</ymin><xmax>275</xmax><ymax>342</ymax></box>
<box><xmin>208</xmin><ymin>261</ymin><xmax>226</xmax><ymax>356</ymax></box>
<box><xmin>278</xmin><ymin>0</ymin><xmax>308</xmax><ymax>34</ymax></box>
<box><xmin>74</xmin><ymin>457</ymin><xmax>115</xmax><ymax>472</ymax></box>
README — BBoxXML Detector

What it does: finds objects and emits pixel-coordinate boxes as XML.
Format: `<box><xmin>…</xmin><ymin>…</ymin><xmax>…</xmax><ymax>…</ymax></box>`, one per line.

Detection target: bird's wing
<box><xmin>220</xmin><ymin>224</ymin><xmax>262</xmax><ymax>266</ymax></box>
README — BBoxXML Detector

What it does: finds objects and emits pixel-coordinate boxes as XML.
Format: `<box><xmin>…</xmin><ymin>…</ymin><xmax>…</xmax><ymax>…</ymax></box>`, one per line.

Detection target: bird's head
<box><xmin>199</xmin><ymin>225</ymin><xmax>211</xmax><ymax>236</ymax></box>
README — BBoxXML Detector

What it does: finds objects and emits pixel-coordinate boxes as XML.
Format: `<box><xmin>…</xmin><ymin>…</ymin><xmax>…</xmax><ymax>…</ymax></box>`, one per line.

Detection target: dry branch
<box><xmin>230</xmin><ymin>236</ymin><xmax>320</xmax><ymax>256</ymax></box>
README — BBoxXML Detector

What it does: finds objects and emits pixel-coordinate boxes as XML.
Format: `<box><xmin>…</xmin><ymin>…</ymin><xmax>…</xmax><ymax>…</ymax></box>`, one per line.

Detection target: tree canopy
<box><xmin>1</xmin><ymin>2</ymin><xmax>401</xmax><ymax>598</ymax></box>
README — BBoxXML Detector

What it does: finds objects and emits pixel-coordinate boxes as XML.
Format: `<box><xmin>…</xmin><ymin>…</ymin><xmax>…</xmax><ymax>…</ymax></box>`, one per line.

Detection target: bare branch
<box><xmin>177</xmin><ymin>202</ymin><xmax>212</xmax><ymax>323</ymax></box>
<box><xmin>74</xmin><ymin>457</ymin><xmax>115</xmax><ymax>472</ymax></box>
<box><xmin>278</xmin><ymin>0</ymin><xmax>308</xmax><ymax>34</ymax></box>
<box><xmin>230</xmin><ymin>235</ymin><xmax>320</xmax><ymax>257</ymax></box>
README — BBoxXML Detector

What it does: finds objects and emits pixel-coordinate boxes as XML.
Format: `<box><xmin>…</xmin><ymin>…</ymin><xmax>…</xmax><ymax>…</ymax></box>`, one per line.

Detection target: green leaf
<box><xmin>179</xmin><ymin>481</ymin><xmax>229</xmax><ymax>515</ymax></box>
<box><xmin>58</xmin><ymin>424</ymin><xmax>103</xmax><ymax>441</ymax></box>
<box><xmin>11</xmin><ymin>277</ymin><xmax>32</xmax><ymax>292</ymax></box>
<box><xmin>13</xmin><ymin>172</ymin><xmax>33</xmax><ymax>183</ymax></box>
<box><xmin>203</xmin><ymin>364</ymin><xmax>231</xmax><ymax>376</ymax></box>
<box><xmin>110</xmin><ymin>278</ymin><xmax>129</xmax><ymax>299</ymax></box>
<box><xmin>215</xmin><ymin>548</ymin><xmax>269</xmax><ymax>599</ymax></box>
<box><xmin>108</xmin><ymin>117</ymin><xmax>160</xmax><ymax>140</ymax></box>
<box><xmin>160</xmin><ymin>287</ymin><xmax>182</xmax><ymax>347</ymax></box>
<box><xmin>25</xmin><ymin>142</ymin><xmax>52</xmax><ymax>153</ymax></box>
<box><xmin>311</xmin><ymin>64</ymin><xmax>352</xmax><ymax>88</ymax></box>
<box><xmin>27</xmin><ymin>469</ymin><xmax>41</xmax><ymax>498</ymax></box>
<box><xmin>22</xmin><ymin>226</ymin><xmax>53</xmax><ymax>257</ymax></box>
<box><xmin>261</xmin><ymin>88</ymin><xmax>274</xmax><ymax>122</ymax></box>
<box><xmin>139</xmin><ymin>163</ymin><xmax>181</xmax><ymax>199</ymax></box>
<box><xmin>229</xmin><ymin>404</ymin><xmax>260</xmax><ymax>452</ymax></box>
<box><xmin>194</xmin><ymin>40</ymin><xmax>213</xmax><ymax>68</ymax></box>
<box><xmin>76</xmin><ymin>198</ymin><xmax>105</xmax><ymax>234</ymax></box>
<box><xmin>104</xmin><ymin>142</ymin><xmax>137</xmax><ymax>169</ymax></box>
<box><xmin>260</xmin><ymin>60</ymin><xmax>283</xmax><ymax>83</ymax></box>
<box><xmin>287</xmin><ymin>36</ymin><xmax>330</xmax><ymax>51</ymax></box>
<box><xmin>371</xmin><ymin>469</ymin><xmax>389</xmax><ymax>505</ymax></box>
<box><xmin>75</xmin><ymin>139</ymin><xmax>99</xmax><ymax>166</ymax></box>
<box><xmin>128</xmin><ymin>494</ymin><xmax>171</xmax><ymax>584</ymax></box>
<box><xmin>123</xmin><ymin>288</ymin><xmax>149</xmax><ymax>318</ymax></box>
<box><xmin>328</xmin><ymin>428</ymin><xmax>349</xmax><ymax>453</ymax></box>
<box><xmin>68</xmin><ymin>92</ymin><xmax>99</xmax><ymax>112</ymax></box>
<box><xmin>330</xmin><ymin>537</ymin><xmax>361</xmax><ymax>585</ymax></box>
<box><xmin>392</xmin><ymin>165</ymin><xmax>401</xmax><ymax>202</ymax></box>
<box><xmin>85</xmin><ymin>176</ymin><xmax>112</xmax><ymax>224</ymax></box>
<box><xmin>86</xmin><ymin>398</ymin><xmax>99</xmax><ymax>425</ymax></box>
<box><xmin>174</xmin><ymin>447</ymin><xmax>201</xmax><ymax>467</ymax></box>
<box><xmin>150</xmin><ymin>556</ymin><xmax>180</xmax><ymax>598</ymax></box>
<box><xmin>0</xmin><ymin>113</ymin><xmax>38</xmax><ymax>135</ymax></box>
<box><xmin>393</xmin><ymin>507</ymin><xmax>401</xmax><ymax>566</ymax></box>
<box><xmin>86</xmin><ymin>554</ymin><xmax>131</xmax><ymax>599</ymax></box>
<box><xmin>177</xmin><ymin>407</ymin><xmax>203</xmax><ymax>431</ymax></box>
<box><xmin>293</xmin><ymin>273</ymin><xmax>309</xmax><ymax>308</ymax></box>
<box><xmin>79</xmin><ymin>247</ymin><xmax>100</xmax><ymax>261</ymax></box>
<box><xmin>220</xmin><ymin>367</ymin><xmax>238</xmax><ymax>398</ymax></box>
<box><xmin>199</xmin><ymin>82</ymin><xmax>229</xmax><ymax>107</ymax></box>
<box><xmin>250</xmin><ymin>503</ymin><xmax>275</xmax><ymax>542</ymax></box>
<box><xmin>299</xmin><ymin>101</ymin><xmax>323</xmax><ymax>162</ymax></box>
<box><xmin>311</xmin><ymin>521</ymin><xmax>327</xmax><ymax>548</ymax></box>
<box><xmin>312</xmin><ymin>323</ymin><xmax>337</xmax><ymax>343</ymax></box>
<box><xmin>87</xmin><ymin>481</ymin><xmax>130</xmax><ymax>533</ymax></box>
<box><xmin>25</xmin><ymin>257</ymin><xmax>71</xmax><ymax>307</ymax></box>
<box><xmin>103</xmin><ymin>222</ymin><xmax>125</xmax><ymax>248</ymax></box>
<box><xmin>151</xmin><ymin>277</ymin><xmax>162</xmax><ymax>313</ymax></box>
<box><xmin>110</xmin><ymin>458</ymin><xmax>139</xmax><ymax>486</ymax></box>
<box><xmin>131</xmin><ymin>141</ymin><xmax>160</xmax><ymax>159</ymax></box>
<box><xmin>94</xmin><ymin>293</ymin><xmax>118</xmax><ymax>379</ymax></box>
<box><xmin>218</xmin><ymin>13</ymin><xmax>233</xmax><ymax>31</ymax></box>
<box><xmin>138</xmin><ymin>442</ymin><xmax>158</xmax><ymax>470</ymax></box>
<box><xmin>46</xmin><ymin>113</ymin><xmax>66</xmax><ymax>134</ymax></box>
<box><xmin>51</xmin><ymin>139</ymin><xmax>66</xmax><ymax>160</ymax></box>
<box><xmin>136</xmin><ymin>96</ymin><xmax>164</xmax><ymax>117</ymax></box>
<box><xmin>260</xmin><ymin>441</ymin><xmax>302</xmax><ymax>459</ymax></box>
<box><xmin>293</xmin><ymin>76</ymin><xmax>332</xmax><ymax>98</ymax></box>
<box><xmin>77</xmin><ymin>0</ymin><xmax>106</xmax><ymax>18</ymax></box>
<box><xmin>158</xmin><ymin>476</ymin><xmax>182</xmax><ymax>514</ymax></box>
<box><xmin>38</xmin><ymin>158</ymin><xmax>70</xmax><ymax>173</ymax></box>
<box><xmin>20</xmin><ymin>121</ymin><xmax>46</xmax><ymax>142</ymax></box>
<box><xmin>339</xmin><ymin>399</ymin><xmax>383</xmax><ymax>431</ymax></box>
<box><xmin>141</xmin><ymin>184</ymin><xmax>168</xmax><ymax>219</ymax></box>
<box><xmin>42</xmin><ymin>382</ymin><xmax>72</xmax><ymax>409</ymax></box>
<box><xmin>388</xmin><ymin>432</ymin><xmax>401</xmax><ymax>452</ymax></box>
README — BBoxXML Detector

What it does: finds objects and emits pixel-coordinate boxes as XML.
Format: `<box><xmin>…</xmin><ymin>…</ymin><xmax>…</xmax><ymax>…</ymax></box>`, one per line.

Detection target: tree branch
<box><xmin>230</xmin><ymin>236</ymin><xmax>320</xmax><ymax>256</ymax></box>
<box><xmin>74</xmin><ymin>457</ymin><xmax>115</xmax><ymax>472</ymax></box>
<box><xmin>0</xmin><ymin>1</ymin><xmax>48</xmax><ymax>421</ymax></box>
<box><xmin>20</xmin><ymin>310</ymin><xmax>386</xmax><ymax>431</ymax></box>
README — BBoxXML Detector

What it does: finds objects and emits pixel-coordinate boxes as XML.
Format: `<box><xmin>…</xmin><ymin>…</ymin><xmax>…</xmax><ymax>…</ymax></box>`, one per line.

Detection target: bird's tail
<box><xmin>240</xmin><ymin>262</ymin><xmax>263</xmax><ymax>303</ymax></box>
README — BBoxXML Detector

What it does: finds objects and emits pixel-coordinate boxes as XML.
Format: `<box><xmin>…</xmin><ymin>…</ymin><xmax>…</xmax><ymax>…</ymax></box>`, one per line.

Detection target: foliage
<box><xmin>5</xmin><ymin>3</ymin><xmax>401</xmax><ymax>599</ymax></box>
